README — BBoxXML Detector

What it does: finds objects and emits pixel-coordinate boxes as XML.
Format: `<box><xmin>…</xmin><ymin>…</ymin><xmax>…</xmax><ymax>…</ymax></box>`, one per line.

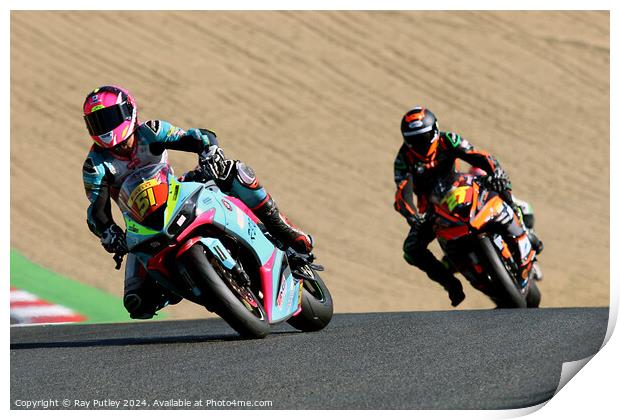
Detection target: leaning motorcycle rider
<box><xmin>82</xmin><ymin>85</ymin><xmax>313</xmax><ymax>319</ymax></box>
<box><xmin>393</xmin><ymin>106</ymin><xmax>543</xmax><ymax>307</ymax></box>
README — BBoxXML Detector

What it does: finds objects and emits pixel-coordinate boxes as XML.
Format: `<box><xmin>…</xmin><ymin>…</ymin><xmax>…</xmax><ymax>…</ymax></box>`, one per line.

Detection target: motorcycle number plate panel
<box><xmin>441</xmin><ymin>186</ymin><xmax>472</xmax><ymax>212</ymax></box>
<box><xmin>126</xmin><ymin>179</ymin><xmax>169</xmax><ymax>223</ymax></box>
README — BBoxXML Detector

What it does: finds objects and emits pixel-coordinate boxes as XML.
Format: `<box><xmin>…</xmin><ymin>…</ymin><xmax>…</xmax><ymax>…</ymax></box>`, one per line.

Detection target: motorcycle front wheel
<box><xmin>287</xmin><ymin>265</ymin><xmax>333</xmax><ymax>332</ymax></box>
<box><xmin>479</xmin><ymin>237</ymin><xmax>527</xmax><ymax>309</ymax></box>
<box><xmin>181</xmin><ymin>244</ymin><xmax>270</xmax><ymax>339</ymax></box>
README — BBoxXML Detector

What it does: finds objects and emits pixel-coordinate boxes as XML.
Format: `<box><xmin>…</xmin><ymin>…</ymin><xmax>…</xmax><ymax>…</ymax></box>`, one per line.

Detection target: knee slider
<box><xmin>123</xmin><ymin>279</ymin><xmax>156</xmax><ymax>319</ymax></box>
<box><xmin>124</xmin><ymin>293</ymin><xmax>144</xmax><ymax>314</ymax></box>
<box><xmin>235</xmin><ymin>162</ymin><xmax>260</xmax><ymax>190</ymax></box>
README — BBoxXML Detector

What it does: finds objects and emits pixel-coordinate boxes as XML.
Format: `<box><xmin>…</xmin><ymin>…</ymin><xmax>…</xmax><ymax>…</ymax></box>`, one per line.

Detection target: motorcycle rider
<box><xmin>82</xmin><ymin>85</ymin><xmax>313</xmax><ymax>319</ymax></box>
<box><xmin>394</xmin><ymin>106</ymin><xmax>543</xmax><ymax>307</ymax></box>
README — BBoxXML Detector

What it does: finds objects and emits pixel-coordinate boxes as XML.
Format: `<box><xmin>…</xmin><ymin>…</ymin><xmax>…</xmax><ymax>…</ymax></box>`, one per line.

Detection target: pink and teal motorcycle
<box><xmin>115</xmin><ymin>163</ymin><xmax>333</xmax><ymax>338</ymax></box>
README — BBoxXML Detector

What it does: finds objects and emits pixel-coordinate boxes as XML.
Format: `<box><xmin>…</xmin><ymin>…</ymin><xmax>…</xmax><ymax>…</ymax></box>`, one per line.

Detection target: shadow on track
<box><xmin>10</xmin><ymin>330</ymin><xmax>298</xmax><ymax>350</ymax></box>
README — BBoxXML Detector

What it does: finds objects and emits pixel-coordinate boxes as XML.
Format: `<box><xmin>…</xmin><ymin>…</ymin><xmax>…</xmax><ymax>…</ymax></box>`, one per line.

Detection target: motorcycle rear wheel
<box><xmin>287</xmin><ymin>266</ymin><xmax>333</xmax><ymax>332</ymax></box>
<box><xmin>181</xmin><ymin>244</ymin><xmax>270</xmax><ymax>339</ymax></box>
<box><xmin>479</xmin><ymin>237</ymin><xmax>527</xmax><ymax>309</ymax></box>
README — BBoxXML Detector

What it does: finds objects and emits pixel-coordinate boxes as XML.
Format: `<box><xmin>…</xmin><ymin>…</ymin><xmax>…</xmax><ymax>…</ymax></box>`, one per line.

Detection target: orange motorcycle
<box><xmin>429</xmin><ymin>172</ymin><xmax>541</xmax><ymax>308</ymax></box>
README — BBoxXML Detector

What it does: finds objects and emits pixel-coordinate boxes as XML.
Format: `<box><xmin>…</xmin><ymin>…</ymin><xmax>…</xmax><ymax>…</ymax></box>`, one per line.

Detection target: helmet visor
<box><xmin>405</xmin><ymin>128</ymin><xmax>438</xmax><ymax>157</ymax></box>
<box><xmin>84</xmin><ymin>102</ymin><xmax>132</xmax><ymax>136</ymax></box>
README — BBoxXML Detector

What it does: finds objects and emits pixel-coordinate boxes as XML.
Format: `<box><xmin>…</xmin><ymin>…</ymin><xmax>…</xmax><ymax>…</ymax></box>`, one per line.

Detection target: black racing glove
<box><xmin>485</xmin><ymin>168</ymin><xmax>512</xmax><ymax>194</ymax></box>
<box><xmin>101</xmin><ymin>224</ymin><xmax>128</xmax><ymax>254</ymax></box>
<box><xmin>199</xmin><ymin>145</ymin><xmax>234</xmax><ymax>183</ymax></box>
<box><xmin>406</xmin><ymin>213</ymin><xmax>427</xmax><ymax>232</ymax></box>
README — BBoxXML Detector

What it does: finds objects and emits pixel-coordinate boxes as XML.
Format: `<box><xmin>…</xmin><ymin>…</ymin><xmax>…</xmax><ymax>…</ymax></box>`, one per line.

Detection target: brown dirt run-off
<box><xmin>10</xmin><ymin>11</ymin><xmax>609</xmax><ymax>320</ymax></box>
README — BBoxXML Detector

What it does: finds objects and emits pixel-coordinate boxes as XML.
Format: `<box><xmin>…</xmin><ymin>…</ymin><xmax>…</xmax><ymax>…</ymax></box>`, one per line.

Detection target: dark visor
<box><xmin>405</xmin><ymin>129</ymin><xmax>437</xmax><ymax>156</ymax></box>
<box><xmin>84</xmin><ymin>101</ymin><xmax>132</xmax><ymax>136</ymax></box>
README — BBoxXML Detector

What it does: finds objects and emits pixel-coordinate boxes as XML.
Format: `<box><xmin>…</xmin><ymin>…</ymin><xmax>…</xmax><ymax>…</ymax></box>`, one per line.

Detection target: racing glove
<box><xmin>486</xmin><ymin>167</ymin><xmax>512</xmax><ymax>194</ymax></box>
<box><xmin>199</xmin><ymin>145</ymin><xmax>235</xmax><ymax>183</ymax></box>
<box><xmin>406</xmin><ymin>213</ymin><xmax>427</xmax><ymax>232</ymax></box>
<box><xmin>101</xmin><ymin>224</ymin><xmax>128</xmax><ymax>254</ymax></box>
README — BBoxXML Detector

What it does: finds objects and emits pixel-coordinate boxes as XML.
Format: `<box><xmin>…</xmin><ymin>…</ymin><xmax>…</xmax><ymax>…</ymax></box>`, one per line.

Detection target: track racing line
<box><xmin>11</xmin><ymin>308</ymin><xmax>607</xmax><ymax>409</ymax></box>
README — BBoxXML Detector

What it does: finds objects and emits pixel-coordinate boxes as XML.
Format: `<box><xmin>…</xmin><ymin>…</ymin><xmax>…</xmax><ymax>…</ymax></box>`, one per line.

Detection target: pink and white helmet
<box><xmin>83</xmin><ymin>85</ymin><xmax>138</xmax><ymax>148</ymax></box>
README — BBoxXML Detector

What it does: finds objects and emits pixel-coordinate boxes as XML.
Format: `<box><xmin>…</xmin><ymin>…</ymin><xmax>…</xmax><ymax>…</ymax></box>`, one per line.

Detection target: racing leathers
<box><xmin>83</xmin><ymin>120</ymin><xmax>312</xmax><ymax>319</ymax></box>
<box><xmin>393</xmin><ymin>131</ymin><xmax>540</xmax><ymax>306</ymax></box>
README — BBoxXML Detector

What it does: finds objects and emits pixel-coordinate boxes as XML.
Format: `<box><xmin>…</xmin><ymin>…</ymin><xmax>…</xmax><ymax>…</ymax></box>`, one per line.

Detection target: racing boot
<box><xmin>441</xmin><ymin>275</ymin><xmax>466</xmax><ymax>308</ymax></box>
<box><xmin>253</xmin><ymin>196</ymin><xmax>314</xmax><ymax>254</ymax></box>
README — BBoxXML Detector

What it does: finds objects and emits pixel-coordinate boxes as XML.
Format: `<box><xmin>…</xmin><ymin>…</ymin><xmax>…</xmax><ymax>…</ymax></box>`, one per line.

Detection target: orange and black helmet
<box><xmin>400</xmin><ymin>107</ymin><xmax>439</xmax><ymax>161</ymax></box>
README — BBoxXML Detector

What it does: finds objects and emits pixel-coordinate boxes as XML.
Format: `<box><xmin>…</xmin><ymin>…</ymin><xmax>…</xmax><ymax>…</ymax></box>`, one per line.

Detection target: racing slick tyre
<box><xmin>526</xmin><ymin>281</ymin><xmax>541</xmax><ymax>308</ymax></box>
<box><xmin>479</xmin><ymin>237</ymin><xmax>527</xmax><ymax>309</ymax></box>
<box><xmin>181</xmin><ymin>244</ymin><xmax>270</xmax><ymax>339</ymax></box>
<box><xmin>287</xmin><ymin>267</ymin><xmax>333</xmax><ymax>332</ymax></box>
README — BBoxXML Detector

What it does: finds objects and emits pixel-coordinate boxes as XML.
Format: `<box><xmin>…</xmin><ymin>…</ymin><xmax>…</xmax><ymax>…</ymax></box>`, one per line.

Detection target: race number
<box><xmin>127</xmin><ymin>179</ymin><xmax>159</xmax><ymax>217</ymax></box>
<box><xmin>442</xmin><ymin>186</ymin><xmax>471</xmax><ymax>212</ymax></box>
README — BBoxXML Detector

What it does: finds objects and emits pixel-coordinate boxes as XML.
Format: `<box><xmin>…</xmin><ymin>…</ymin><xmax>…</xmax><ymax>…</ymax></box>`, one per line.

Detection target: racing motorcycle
<box><xmin>428</xmin><ymin>172</ymin><xmax>541</xmax><ymax>308</ymax></box>
<box><xmin>113</xmin><ymin>163</ymin><xmax>333</xmax><ymax>338</ymax></box>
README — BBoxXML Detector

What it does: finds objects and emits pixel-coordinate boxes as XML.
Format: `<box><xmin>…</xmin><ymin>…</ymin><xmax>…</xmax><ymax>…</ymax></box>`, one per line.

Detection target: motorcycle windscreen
<box><xmin>118</xmin><ymin>163</ymin><xmax>170</xmax><ymax>226</ymax></box>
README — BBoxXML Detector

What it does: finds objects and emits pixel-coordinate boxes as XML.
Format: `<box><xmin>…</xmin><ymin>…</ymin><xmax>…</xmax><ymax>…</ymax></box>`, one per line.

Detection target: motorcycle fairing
<box><xmin>200</xmin><ymin>237</ymin><xmax>237</xmax><ymax>270</ymax></box>
<box><xmin>434</xmin><ymin>173</ymin><xmax>532</xmax><ymax>296</ymax></box>
<box><xmin>216</xmin><ymin>196</ymin><xmax>300</xmax><ymax>322</ymax></box>
<box><xmin>260</xmin><ymin>248</ymin><xmax>300</xmax><ymax>323</ymax></box>
<box><xmin>434</xmin><ymin>176</ymin><xmax>511</xmax><ymax>240</ymax></box>
<box><xmin>121</xmin><ymin>165</ymin><xmax>301</xmax><ymax>324</ymax></box>
<box><xmin>470</xmin><ymin>195</ymin><xmax>505</xmax><ymax>230</ymax></box>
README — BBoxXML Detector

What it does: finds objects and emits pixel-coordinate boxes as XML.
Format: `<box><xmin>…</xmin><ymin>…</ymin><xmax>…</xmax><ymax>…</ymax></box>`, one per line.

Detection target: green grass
<box><xmin>10</xmin><ymin>249</ymin><xmax>161</xmax><ymax>323</ymax></box>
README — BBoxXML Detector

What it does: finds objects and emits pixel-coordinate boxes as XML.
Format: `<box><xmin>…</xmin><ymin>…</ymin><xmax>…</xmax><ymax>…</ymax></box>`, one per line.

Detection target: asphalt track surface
<box><xmin>11</xmin><ymin>308</ymin><xmax>607</xmax><ymax>410</ymax></box>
